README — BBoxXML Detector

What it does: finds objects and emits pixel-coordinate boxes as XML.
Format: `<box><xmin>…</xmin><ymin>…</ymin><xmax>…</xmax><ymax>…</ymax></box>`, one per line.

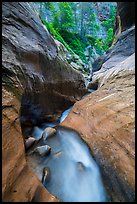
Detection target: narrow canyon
<box><xmin>2</xmin><ymin>2</ymin><xmax>135</xmax><ymax>202</ymax></box>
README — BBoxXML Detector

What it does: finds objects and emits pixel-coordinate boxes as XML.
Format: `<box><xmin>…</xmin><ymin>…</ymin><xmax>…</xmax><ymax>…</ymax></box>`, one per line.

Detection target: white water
<box><xmin>32</xmin><ymin>106</ymin><xmax>73</xmax><ymax>140</ymax></box>
<box><xmin>59</xmin><ymin>106</ymin><xmax>73</xmax><ymax>123</ymax></box>
<box><xmin>46</xmin><ymin>127</ymin><xmax>107</xmax><ymax>202</ymax></box>
<box><xmin>27</xmin><ymin>106</ymin><xmax>107</xmax><ymax>202</ymax></box>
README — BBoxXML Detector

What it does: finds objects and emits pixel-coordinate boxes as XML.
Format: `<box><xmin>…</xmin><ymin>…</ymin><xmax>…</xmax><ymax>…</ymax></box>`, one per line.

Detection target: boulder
<box><xmin>87</xmin><ymin>81</ymin><xmax>98</xmax><ymax>90</ymax></box>
<box><xmin>25</xmin><ymin>137</ymin><xmax>36</xmax><ymax>150</ymax></box>
<box><xmin>77</xmin><ymin>162</ymin><xmax>86</xmax><ymax>172</ymax></box>
<box><xmin>42</xmin><ymin>127</ymin><xmax>56</xmax><ymax>140</ymax></box>
<box><xmin>32</xmin><ymin>145</ymin><xmax>51</xmax><ymax>156</ymax></box>
<box><xmin>42</xmin><ymin>167</ymin><xmax>51</xmax><ymax>183</ymax></box>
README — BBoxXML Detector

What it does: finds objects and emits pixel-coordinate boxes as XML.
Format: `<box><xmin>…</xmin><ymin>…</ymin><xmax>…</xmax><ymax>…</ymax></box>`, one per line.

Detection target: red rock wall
<box><xmin>2</xmin><ymin>2</ymin><xmax>87</xmax><ymax>131</ymax></box>
<box><xmin>2</xmin><ymin>2</ymin><xmax>87</xmax><ymax>202</ymax></box>
<box><xmin>2</xmin><ymin>87</ymin><xmax>59</xmax><ymax>202</ymax></box>
<box><xmin>61</xmin><ymin>55</ymin><xmax>135</xmax><ymax>202</ymax></box>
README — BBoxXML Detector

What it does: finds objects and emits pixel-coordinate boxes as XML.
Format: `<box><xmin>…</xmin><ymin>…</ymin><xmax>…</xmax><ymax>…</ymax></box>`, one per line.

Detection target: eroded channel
<box><xmin>26</xmin><ymin>107</ymin><xmax>107</xmax><ymax>202</ymax></box>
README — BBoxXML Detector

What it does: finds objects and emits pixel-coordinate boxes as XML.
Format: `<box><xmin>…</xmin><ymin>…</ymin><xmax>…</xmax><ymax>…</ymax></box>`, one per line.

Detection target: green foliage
<box><xmin>94</xmin><ymin>38</ymin><xmax>104</xmax><ymax>53</ymax></box>
<box><xmin>59</xmin><ymin>30</ymin><xmax>87</xmax><ymax>62</ymax></box>
<box><xmin>95</xmin><ymin>24</ymin><xmax>100</xmax><ymax>31</ymax></box>
<box><xmin>52</xmin><ymin>2</ymin><xmax>75</xmax><ymax>32</ymax></box>
<box><xmin>43</xmin><ymin>2</ymin><xmax>54</xmax><ymax>11</ymax></box>
<box><xmin>38</xmin><ymin>2</ymin><xmax>117</xmax><ymax>69</ymax></box>
<box><xmin>101</xmin><ymin>16</ymin><xmax>116</xmax><ymax>29</ymax></box>
<box><xmin>106</xmin><ymin>28</ymin><xmax>114</xmax><ymax>45</ymax></box>
<box><xmin>99</xmin><ymin>5</ymin><xmax>116</xmax><ymax>52</ymax></box>
<box><xmin>42</xmin><ymin>19</ymin><xmax>74</xmax><ymax>55</ymax></box>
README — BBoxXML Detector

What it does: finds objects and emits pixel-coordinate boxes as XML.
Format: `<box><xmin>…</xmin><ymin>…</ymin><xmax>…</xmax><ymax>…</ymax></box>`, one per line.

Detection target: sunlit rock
<box><xmin>33</xmin><ymin>145</ymin><xmax>51</xmax><ymax>156</ymax></box>
<box><xmin>42</xmin><ymin>127</ymin><xmax>56</xmax><ymax>140</ymax></box>
<box><xmin>25</xmin><ymin>137</ymin><xmax>36</xmax><ymax>150</ymax></box>
<box><xmin>61</xmin><ymin>54</ymin><xmax>135</xmax><ymax>201</ymax></box>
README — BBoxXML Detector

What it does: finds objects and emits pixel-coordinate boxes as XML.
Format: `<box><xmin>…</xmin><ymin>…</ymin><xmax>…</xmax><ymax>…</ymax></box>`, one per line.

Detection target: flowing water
<box><xmin>26</xmin><ymin>107</ymin><xmax>107</xmax><ymax>202</ymax></box>
<box><xmin>31</xmin><ymin>106</ymin><xmax>73</xmax><ymax>140</ymax></box>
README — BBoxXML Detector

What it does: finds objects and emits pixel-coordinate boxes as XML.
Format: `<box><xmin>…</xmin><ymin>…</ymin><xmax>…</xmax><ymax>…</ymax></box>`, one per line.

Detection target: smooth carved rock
<box><xmin>2</xmin><ymin>2</ymin><xmax>88</xmax><ymax>132</ymax></box>
<box><xmin>92</xmin><ymin>26</ymin><xmax>135</xmax><ymax>87</ymax></box>
<box><xmin>91</xmin><ymin>2</ymin><xmax>135</xmax><ymax>84</ymax></box>
<box><xmin>2</xmin><ymin>87</ymin><xmax>58</xmax><ymax>202</ymax></box>
<box><xmin>25</xmin><ymin>137</ymin><xmax>36</xmax><ymax>150</ymax></box>
<box><xmin>61</xmin><ymin>54</ymin><xmax>135</xmax><ymax>201</ymax></box>
<box><xmin>33</xmin><ymin>145</ymin><xmax>51</xmax><ymax>156</ymax></box>
<box><xmin>42</xmin><ymin>127</ymin><xmax>56</xmax><ymax>140</ymax></box>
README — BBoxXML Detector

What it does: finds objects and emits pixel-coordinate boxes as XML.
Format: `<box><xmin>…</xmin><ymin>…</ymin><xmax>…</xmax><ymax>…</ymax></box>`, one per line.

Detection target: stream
<box><xmin>26</xmin><ymin>106</ymin><xmax>107</xmax><ymax>202</ymax></box>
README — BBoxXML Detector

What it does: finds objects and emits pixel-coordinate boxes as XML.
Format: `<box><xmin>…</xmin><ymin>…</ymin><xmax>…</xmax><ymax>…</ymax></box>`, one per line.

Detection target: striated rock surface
<box><xmin>89</xmin><ymin>25</ymin><xmax>135</xmax><ymax>88</ymax></box>
<box><xmin>61</xmin><ymin>53</ymin><xmax>135</xmax><ymax>201</ymax></box>
<box><xmin>2</xmin><ymin>2</ymin><xmax>87</xmax><ymax>132</ymax></box>
<box><xmin>90</xmin><ymin>2</ymin><xmax>135</xmax><ymax>75</ymax></box>
<box><xmin>2</xmin><ymin>86</ymin><xmax>58</xmax><ymax>202</ymax></box>
<box><xmin>2</xmin><ymin>2</ymin><xmax>87</xmax><ymax>202</ymax></box>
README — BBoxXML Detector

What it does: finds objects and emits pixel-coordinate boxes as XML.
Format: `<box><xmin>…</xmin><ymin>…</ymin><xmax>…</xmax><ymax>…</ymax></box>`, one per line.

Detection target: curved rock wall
<box><xmin>2</xmin><ymin>2</ymin><xmax>87</xmax><ymax>202</ymax></box>
<box><xmin>89</xmin><ymin>25</ymin><xmax>135</xmax><ymax>88</ymax></box>
<box><xmin>61</xmin><ymin>5</ymin><xmax>135</xmax><ymax>199</ymax></box>
<box><xmin>61</xmin><ymin>3</ymin><xmax>135</xmax><ymax>200</ymax></box>
<box><xmin>2</xmin><ymin>2</ymin><xmax>87</xmax><ymax>131</ymax></box>
<box><xmin>61</xmin><ymin>55</ymin><xmax>135</xmax><ymax>201</ymax></box>
<box><xmin>2</xmin><ymin>86</ymin><xmax>58</xmax><ymax>202</ymax></box>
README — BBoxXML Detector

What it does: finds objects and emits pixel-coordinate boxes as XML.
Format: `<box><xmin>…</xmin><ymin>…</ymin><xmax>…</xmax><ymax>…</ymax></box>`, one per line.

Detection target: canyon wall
<box><xmin>117</xmin><ymin>2</ymin><xmax>135</xmax><ymax>31</ymax></box>
<box><xmin>61</xmin><ymin>53</ymin><xmax>135</xmax><ymax>201</ymax></box>
<box><xmin>61</xmin><ymin>2</ymin><xmax>135</xmax><ymax>201</ymax></box>
<box><xmin>2</xmin><ymin>87</ymin><xmax>59</xmax><ymax>202</ymax></box>
<box><xmin>2</xmin><ymin>2</ymin><xmax>87</xmax><ymax>202</ymax></box>
<box><xmin>2</xmin><ymin>2</ymin><xmax>87</xmax><ymax>132</ymax></box>
<box><xmin>2</xmin><ymin>2</ymin><xmax>135</xmax><ymax>202</ymax></box>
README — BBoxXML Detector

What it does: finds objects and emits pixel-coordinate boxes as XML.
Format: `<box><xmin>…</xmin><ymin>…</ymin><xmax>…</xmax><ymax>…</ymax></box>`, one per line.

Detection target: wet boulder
<box><xmin>25</xmin><ymin>137</ymin><xmax>36</xmax><ymax>150</ymax></box>
<box><xmin>42</xmin><ymin>127</ymin><xmax>56</xmax><ymax>140</ymax></box>
<box><xmin>32</xmin><ymin>145</ymin><xmax>51</xmax><ymax>156</ymax></box>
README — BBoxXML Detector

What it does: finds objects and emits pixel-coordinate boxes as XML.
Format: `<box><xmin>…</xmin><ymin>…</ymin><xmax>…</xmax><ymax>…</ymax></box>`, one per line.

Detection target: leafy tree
<box><xmin>31</xmin><ymin>2</ymin><xmax>117</xmax><ymax>66</ymax></box>
<box><xmin>52</xmin><ymin>2</ymin><xmax>75</xmax><ymax>32</ymax></box>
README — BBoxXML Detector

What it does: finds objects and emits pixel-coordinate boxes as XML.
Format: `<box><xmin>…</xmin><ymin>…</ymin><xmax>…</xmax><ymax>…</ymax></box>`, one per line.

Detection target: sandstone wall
<box><xmin>2</xmin><ymin>2</ymin><xmax>87</xmax><ymax>201</ymax></box>
<box><xmin>61</xmin><ymin>55</ymin><xmax>135</xmax><ymax>201</ymax></box>
<box><xmin>2</xmin><ymin>2</ymin><xmax>87</xmax><ymax>130</ymax></box>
